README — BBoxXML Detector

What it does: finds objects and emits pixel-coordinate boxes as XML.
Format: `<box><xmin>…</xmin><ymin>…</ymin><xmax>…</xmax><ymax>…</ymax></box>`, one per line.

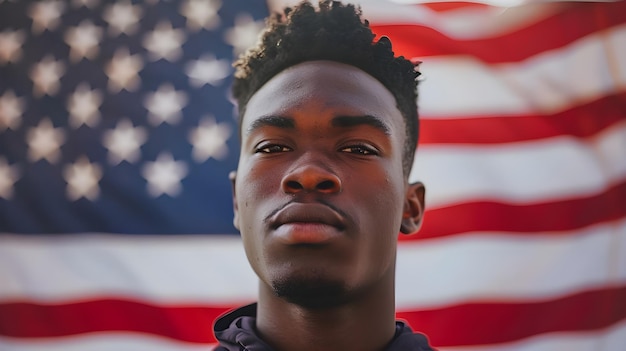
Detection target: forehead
<box><xmin>241</xmin><ymin>61</ymin><xmax>405</xmax><ymax>136</ymax></box>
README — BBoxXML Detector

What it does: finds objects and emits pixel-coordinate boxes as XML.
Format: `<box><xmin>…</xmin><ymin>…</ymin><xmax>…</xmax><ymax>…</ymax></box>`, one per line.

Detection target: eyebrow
<box><xmin>245</xmin><ymin>114</ymin><xmax>391</xmax><ymax>135</ymax></box>
<box><xmin>331</xmin><ymin>115</ymin><xmax>391</xmax><ymax>135</ymax></box>
<box><xmin>246</xmin><ymin>115</ymin><xmax>295</xmax><ymax>135</ymax></box>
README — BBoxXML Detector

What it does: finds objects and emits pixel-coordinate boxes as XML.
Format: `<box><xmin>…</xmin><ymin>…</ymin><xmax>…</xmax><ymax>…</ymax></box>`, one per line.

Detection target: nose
<box><xmin>281</xmin><ymin>161</ymin><xmax>342</xmax><ymax>194</ymax></box>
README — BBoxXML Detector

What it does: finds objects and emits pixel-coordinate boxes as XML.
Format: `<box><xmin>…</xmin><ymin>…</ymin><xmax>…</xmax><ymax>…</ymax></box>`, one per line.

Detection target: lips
<box><xmin>269</xmin><ymin>202</ymin><xmax>346</xmax><ymax>244</ymax></box>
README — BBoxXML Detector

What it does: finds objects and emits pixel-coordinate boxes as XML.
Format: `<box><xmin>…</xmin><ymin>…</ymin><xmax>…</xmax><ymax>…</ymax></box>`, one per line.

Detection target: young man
<box><xmin>214</xmin><ymin>1</ymin><xmax>432</xmax><ymax>350</ymax></box>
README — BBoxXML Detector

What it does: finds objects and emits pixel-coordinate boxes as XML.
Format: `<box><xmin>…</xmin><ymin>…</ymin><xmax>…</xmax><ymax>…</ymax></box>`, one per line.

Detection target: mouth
<box><xmin>269</xmin><ymin>202</ymin><xmax>346</xmax><ymax>244</ymax></box>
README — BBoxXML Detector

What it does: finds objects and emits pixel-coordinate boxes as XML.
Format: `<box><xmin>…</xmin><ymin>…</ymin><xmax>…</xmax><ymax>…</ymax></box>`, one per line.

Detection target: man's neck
<box><xmin>255</xmin><ymin>275</ymin><xmax>397</xmax><ymax>351</ymax></box>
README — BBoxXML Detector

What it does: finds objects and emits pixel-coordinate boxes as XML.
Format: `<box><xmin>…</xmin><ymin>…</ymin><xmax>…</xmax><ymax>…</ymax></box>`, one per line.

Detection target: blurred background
<box><xmin>1</xmin><ymin>0</ymin><xmax>624</xmax><ymax>350</ymax></box>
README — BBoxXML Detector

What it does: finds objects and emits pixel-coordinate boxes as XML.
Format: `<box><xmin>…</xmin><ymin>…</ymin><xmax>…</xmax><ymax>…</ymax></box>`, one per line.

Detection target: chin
<box><xmin>271</xmin><ymin>273</ymin><xmax>350</xmax><ymax>309</ymax></box>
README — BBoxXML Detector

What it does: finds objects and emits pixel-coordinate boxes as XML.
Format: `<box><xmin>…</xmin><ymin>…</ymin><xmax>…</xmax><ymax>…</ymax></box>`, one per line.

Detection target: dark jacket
<box><xmin>213</xmin><ymin>304</ymin><xmax>435</xmax><ymax>351</ymax></box>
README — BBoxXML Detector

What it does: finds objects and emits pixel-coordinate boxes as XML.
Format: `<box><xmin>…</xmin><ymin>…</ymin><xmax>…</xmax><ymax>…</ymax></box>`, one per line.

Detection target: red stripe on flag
<box><xmin>405</xmin><ymin>180</ymin><xmax>626</xmax><ymax>240</ymax></box>
<box><xmin>421</xmin><ymin>2</ymin><xmax>490</xmax><ymax>13</ymax></box>
<box><xmin>420</xmin><ymin>93</ymin><xmax>626</xmax><ymax>144</ymax></box>
<box><xmin>371</xmin><ymin>1</ymin><xmax>626</xmax><ymax>62</ymax></box>
<box><xmin>2</xmin><ymin>285</ymin><xmax>624</xmax><ymax>347</ymax></box>
<box><xmin>0</xmin><ymin>298</ymin><xmax>229</xmax><ymax>343</ymax></box>
<box><xmin>397</xmin><ymin>284</ymin><xmax>626</xmax><ymax>347</ymax></box>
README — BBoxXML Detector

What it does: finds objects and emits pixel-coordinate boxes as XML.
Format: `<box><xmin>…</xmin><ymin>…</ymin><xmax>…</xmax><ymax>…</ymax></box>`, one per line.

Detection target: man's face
<box><xmin>232</xmin><ymin>61</ymin><xmax>422</xmax><ymax>307</ymax></box>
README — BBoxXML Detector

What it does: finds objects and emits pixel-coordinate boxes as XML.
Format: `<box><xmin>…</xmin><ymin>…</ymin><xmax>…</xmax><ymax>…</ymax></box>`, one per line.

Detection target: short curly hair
<box><xmin>232</xmin><ymin>0</ymin><xmax>420</xmax><ymax>175</ymax></box>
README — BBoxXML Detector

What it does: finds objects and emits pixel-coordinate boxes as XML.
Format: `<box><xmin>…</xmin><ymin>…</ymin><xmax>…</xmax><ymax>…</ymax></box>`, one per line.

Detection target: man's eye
<box><xmin>340</xmin><ymin>145</ymin><xmax>378</xmax><ymax>156</ymax></box>
<box><xmin>255</xmin><ymin>144</ymin><xmax>291</xmax><ymax>153</ymax></box>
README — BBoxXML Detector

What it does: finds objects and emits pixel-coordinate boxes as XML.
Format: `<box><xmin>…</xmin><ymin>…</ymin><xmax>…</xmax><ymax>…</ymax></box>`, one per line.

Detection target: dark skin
<box><xmin>231</xmin><ymin>61</ymin><xmax>425</xmax><ymax>351</ymax></box>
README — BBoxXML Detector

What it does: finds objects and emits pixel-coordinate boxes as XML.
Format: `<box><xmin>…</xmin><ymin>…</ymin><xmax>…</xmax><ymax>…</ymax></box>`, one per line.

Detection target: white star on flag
<box><xmin>64</xmin><ymin>20</ymin><xmax>103</xmax><ymax>62</ymax></box>
<box><xmin>0</xmin><ymin>29</ymin><xmax>25</xmax><ymax>64</ymax></box>
<box><xmin>142</xmin><ymin>21</ymin><xmax>186</xmax><ymax>62</ymax></box>
<box><xmin>144</xmin><ymin>84</ymin><xmax>188</xmax><ymax>126</ymax></box>
<box><xmin>28</xmin><ymin>0</ymin><xmax>65</xmax><ymax>34</ymax></box>
<box><xmin>102</xmin><ymin>119</ymin><xmax>148</xmax><ymax>165</ymax></box>
<box><xmin>29</xmin><ymin>55</ymin><xmax>66</xmax><ymax>97</ymax></box>
<box><xmin>142</xmin><ymin>152</ymin><xmax>188</xmax><ymax>197</ymax></box>
<box><xmin>185</xmin><ymin>55</ymin><xmax>230</xmax><ymax>87</ymax></box>
<box><xmin>189</xmin><ymin>116</ymin><xmax>231</xmax><ymax>162</ymax></box>
<box><xmin>0</xmin><ymin>157</ymin><xmax>19</xmax><ymax>200</ymax></box>
<box><xmin>105</xmin><ymin>47</ymin><xmax>143</xmax><ymax>93</ymax></box>
<box><xmin>180</xmin><ymin>0</ymin><xmax>221</xmax><ymax>31</ymax></box>
<box><xmin>224</xmin><ymin>13</ymin><xmax>264</xmax><ymax>56</ymax></box>
<box><xmin>0</xmin><ymin>90</ymin><xmax>25</xmax><ymax>131</ymax></box>
<box><xmin>67</xmin><ymin>82</ymin><xmax>102</xmax><ymax>128</ymax></box>
<box><xmin>26</xmin><ymin>118</ymin><xmax>66</xmax><ymax>164</ymax></box>
<box><xmin>103</xmin><ymin>0</ymin><xmax>143</xmax><ymax>36</ymax></box>
<box><xmin>63</xmin><ymin>156</ymin><xmax>102</xmax><ymax>201</ymax></box>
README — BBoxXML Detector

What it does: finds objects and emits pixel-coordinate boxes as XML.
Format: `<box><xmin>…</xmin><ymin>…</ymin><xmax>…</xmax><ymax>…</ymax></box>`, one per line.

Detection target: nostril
<box><xmin>282</xmin><ymin>168</ymin><xmax>342</xmax><ymax>194</ymax></box>
<box><xmin>286</xmin><ymin>180</ymin><xmax>303</xmax><ymax>190</ymax></box>
<box><xmin>317</xmin><ymin>180</ymin><xmax>337</xmax><ymax>191</ymax></box>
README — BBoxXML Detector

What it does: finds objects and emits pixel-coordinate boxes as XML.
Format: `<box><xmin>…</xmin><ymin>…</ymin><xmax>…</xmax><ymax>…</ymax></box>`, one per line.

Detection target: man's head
<box><xmin>232</xmin><ymin>0</ymin><xmax>420</xmax><ymax>175</ymax></box>
<box><xmin>230</xmin><ymin>0</ymin><xmax>425</xmax><ymax>309</ymax></box>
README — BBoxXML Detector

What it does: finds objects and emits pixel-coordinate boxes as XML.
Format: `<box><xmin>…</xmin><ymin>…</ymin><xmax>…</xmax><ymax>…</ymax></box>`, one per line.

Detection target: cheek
<box><xmin>235</xmin><ymin>167</ymin><xmax>272</xmax><ymax>279</ymax></box>
<box><xmin>235</xmin><ymin>160</ymin><xmax>283</xmax><ymax>249</ymax></box>
<box><xmin>238</xmin><ymin>159</ymin><xmax>281</xmax><ymax>196</ymax></box>
<box><xmin>357</xmin><ymin>194</ymin><xmax>402</xmax><ymax>282</ymax></box>
<box><xmin>366</xmin><ymin>164</ymin><xmax>405</xmax><ymax>219</ymax></box>
<box><xmin>363</xmin><ymin>170</ymin><xmax>405</xmax><ymax>254</ymax></box>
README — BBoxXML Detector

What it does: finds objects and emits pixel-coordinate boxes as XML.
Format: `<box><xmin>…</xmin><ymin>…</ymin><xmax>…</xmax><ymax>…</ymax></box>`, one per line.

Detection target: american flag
<box><xmin>1</xmin><ymin>0</ymin><xmax>625</xmax><ymax>350</ymax></box>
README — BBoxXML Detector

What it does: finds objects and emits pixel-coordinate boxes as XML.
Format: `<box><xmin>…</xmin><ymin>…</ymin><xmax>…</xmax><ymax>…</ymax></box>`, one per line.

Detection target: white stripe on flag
<box><xmin>396</xmin><ymin>217</ymin><xmax>626</xmax><ymax>308</ymax></box>
<box><xmin>419</xmin><ymin>24</ymin><xmax>626</xmax><ymax>117</ymax></box>
<box><xmin>0</xmin><ymin>234</ymin><xmax>256</xmax><ymax>304</ymax></box>
<box><xmin>439</xmin><ymin>318</ymin><xmax>626</xmax><ymax>351</ymax></box>
<box><xmin>411</xmin><ymin>121</ymin><xmax>626</xmax><ymax>208</ymax></box>
<box><xmin>2</xmin><ymin>217</ymin><xmax>625</xmax><ymax>307</ymax></box>
<box><xmin>0</xmin><ymin>334</ymin><xmax>215</xmax><ymax>351</ymax></box>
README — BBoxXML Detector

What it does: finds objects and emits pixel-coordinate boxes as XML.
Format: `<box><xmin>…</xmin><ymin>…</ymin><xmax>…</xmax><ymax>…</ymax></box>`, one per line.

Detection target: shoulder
<box><xmin>213</xmin><ymin>303</ymin><xmax>275</xmax><ymax>351</ymax></box>
<box><xmin>385</xmin><ymin>321</ymin><xmax>436</xmax><ymax>351</ymax></box>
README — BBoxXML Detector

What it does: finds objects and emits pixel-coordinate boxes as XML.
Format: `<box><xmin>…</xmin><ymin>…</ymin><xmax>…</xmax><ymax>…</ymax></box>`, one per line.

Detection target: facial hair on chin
<box><xmin>271</xmin><ymin>274</ymin><xmax>350</xmax><ymax>309</ymax></box>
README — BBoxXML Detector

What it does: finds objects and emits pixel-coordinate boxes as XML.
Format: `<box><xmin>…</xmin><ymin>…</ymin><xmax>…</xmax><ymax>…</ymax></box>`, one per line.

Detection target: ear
<box><xmin>229</xmin><ymin>171</ymin><xmax>240</xmax><ymax>230</ymax></box>
<box><xmin>400</xmin><ymin>181</ymin><xmax>425</xmax><ymax>235</ymax></box>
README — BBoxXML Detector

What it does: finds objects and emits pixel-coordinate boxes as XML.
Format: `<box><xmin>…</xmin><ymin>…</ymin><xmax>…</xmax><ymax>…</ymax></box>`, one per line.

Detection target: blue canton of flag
<box><xmin>0</xmin><ymin>0</ymin><xmax>269</xmax><ymax>234</ymax></box>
